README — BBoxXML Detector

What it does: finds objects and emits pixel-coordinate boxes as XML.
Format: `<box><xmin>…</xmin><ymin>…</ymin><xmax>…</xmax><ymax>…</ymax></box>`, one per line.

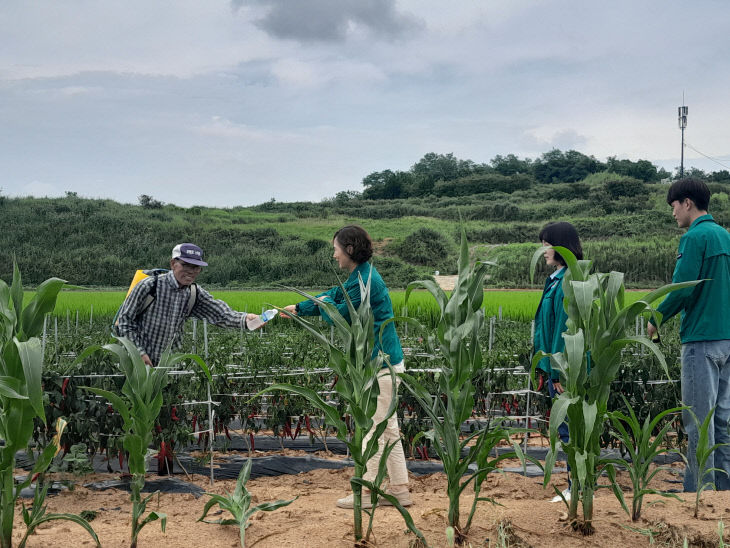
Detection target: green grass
<box><xmin>33</xmin><ymin>289</ymin><xmax>651</xmax><ymax>322</ymax></box>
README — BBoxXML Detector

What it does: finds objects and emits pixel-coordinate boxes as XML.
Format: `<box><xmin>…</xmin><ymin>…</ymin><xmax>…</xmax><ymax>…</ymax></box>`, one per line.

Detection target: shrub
<box><xmin>433</xmin><ymin>173</ymin><xmax>534</xmax><ymax>197</ymax></box>
<box><xmin>604</xmin><ymin>177</ymin><xmax>649</xmax><ymax>199</ymax></box>
<box><xmin>393</xmin><ymin>228</ymin><xmax>454</xmax><ymax>266</ymax></box>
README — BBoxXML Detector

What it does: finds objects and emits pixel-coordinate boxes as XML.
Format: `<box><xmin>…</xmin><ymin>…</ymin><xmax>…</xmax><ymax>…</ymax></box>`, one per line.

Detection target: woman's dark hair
<box><xmin>538</xmin><ymin>221</ymin><xmax>583</xmax><ymax>266</ymax></box>
<box><xmin>666</xmin><ymin>177</ymin><xmax>710</xmax><ymax>211</ymax></box>
<box><xmin>334</xmin><ymin>225</ymin><xmax>373</xmax><ymax>264</ymax></box>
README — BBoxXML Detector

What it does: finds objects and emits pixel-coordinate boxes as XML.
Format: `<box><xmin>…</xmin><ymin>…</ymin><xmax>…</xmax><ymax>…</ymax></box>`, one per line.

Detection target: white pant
<box><xmin>362</xmin><ymin>362</ymin><xmax>409</xmax><ymax>485</ymax></box>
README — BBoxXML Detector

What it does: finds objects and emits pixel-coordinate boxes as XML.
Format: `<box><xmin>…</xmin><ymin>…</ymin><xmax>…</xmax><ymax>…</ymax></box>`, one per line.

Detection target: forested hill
<box><xmin>3</xmin><ymin>150</ymin><xmax>730</xmax><ymax>289</ymax></box>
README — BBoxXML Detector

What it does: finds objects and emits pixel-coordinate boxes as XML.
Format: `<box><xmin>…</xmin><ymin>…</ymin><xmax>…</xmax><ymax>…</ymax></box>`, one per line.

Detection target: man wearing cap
<box><xmin>116</xmin><ymin>243</ymin><xmax>257</xmax><ymax>366</ymax></box>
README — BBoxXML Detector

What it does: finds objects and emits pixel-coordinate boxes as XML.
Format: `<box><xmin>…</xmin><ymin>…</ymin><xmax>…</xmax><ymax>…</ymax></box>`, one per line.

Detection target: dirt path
<box><xmin>15</xmin><ymin>459</ymin><xmax>729</xmax><ymax>547</ymax></box>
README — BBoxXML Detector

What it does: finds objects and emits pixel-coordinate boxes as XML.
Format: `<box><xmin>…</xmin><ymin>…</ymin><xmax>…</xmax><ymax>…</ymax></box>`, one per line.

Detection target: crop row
<box><xmin>35</xmin><ymin>312</ymin><xmax>684</xmax><ymax>463</ymax></box>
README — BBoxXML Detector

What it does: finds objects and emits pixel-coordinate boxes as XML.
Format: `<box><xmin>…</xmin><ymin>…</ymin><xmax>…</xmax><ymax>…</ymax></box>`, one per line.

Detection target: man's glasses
<box><xmin>176</xmin><ymin>260</ymin><xmax>202</xmax><ymax>271</ymax></box>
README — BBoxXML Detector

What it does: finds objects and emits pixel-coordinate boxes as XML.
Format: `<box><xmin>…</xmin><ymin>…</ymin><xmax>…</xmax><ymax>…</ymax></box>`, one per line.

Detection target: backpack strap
<box><xmin>137</xmin><ymin>274</ymin><xmax>159</xmax><ymax>316</ymax></box>
<box><xmin>186</xmin><ymin>283</ymin><xmax>198</xmax><ymax>317</ymax></box>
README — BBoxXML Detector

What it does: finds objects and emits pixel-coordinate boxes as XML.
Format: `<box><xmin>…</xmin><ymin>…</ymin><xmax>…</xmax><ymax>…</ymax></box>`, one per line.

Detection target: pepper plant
<box><xmin>79</xmin><ymin>336</ymin><xmax>211</xmax><ymax>548</ymax></box>
<box><xmin>199</xmin><ymin>458</ymin><xmax>296</xmax><ymax>547</ymax></box>
<box><xmin>0</xmin><ymin>266</ymin><xmax>100</xmax><ymax>548</ymax></box>
<box><xmin>258</xmin><ymin>271</ymin><xmax>418</xmax><ymax>546</ymax></box>
<box><xmin>530</xmin><ymin>245</ymin><xmax>700</xmax><ymax>534</ymax></box>
<box><xmin>400</xmin><ymin>228</ymin><xmax>534</xmax><ymax>546</ymax></box>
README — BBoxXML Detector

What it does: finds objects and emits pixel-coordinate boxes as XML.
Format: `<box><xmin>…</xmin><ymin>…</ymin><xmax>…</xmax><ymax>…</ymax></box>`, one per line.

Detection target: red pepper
<box><xmin>171</xmin><ymin>406</ymin><xmax>179</xmax><ymax>422</ymax></box>
<box><xmin>155</xmin><ymin>425</ymin><xmax>162</xmax><ymax>433</ymax></box>
<box><xmin>107</xmin><ymin>404</ymin><xmax>113</xmax><ymax>414</ymax></box>
<box><xmin>224</xmin><ymin>426</ymin><xmax>231</xmax><ymax>440</ymax></box>
<box><xmin>536</xmin><ymin>374</ymin><xmax>545</xmax><ymax>392</ymax></box>
<box><xmin>283</xmin><ymin>421</ymin><xmax>292</xmax><ymax>439</ymax></box>
<box><xmin>157</xmin><ymin>441</ymin><xmax>168</xmax><ymax>468</ymax></box>
<box><xmin>305</xmin><ymin>415</ymin><xmax>313</xmax><ymax>435</ymax></box>
<box><xmin>293</xmin><ymin>420</ymin><xmax>301</xmax><ymax>440</ymax></box>
<box><xmin>330</xmin><ymin>375</ymin><xmax>339</xmax><ymax>389</ymax></box>
<box><xmin>191</xmin><ymin>416</ymin><xmax>198</xmax><ymax>438</ymax></box>
<box><xmin>249</xmin><ymin>432</ymin><xmax>255</xmax><ymax>451</ymax></box>
<box><xmin>119</xmin><ymin>451</ymin><xmax>124</xmax><ymax>470</ymax></box>
<box><xmin>61</xmin><ymin>378</ymin><xmax>70</xmax><ymax>398</ymax></box>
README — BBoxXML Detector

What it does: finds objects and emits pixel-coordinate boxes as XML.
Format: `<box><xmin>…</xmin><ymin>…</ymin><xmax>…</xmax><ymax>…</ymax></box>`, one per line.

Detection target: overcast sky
<box><xmin>2</xmin><ymin>1</ymin><xmax>729</xmax><ymax>208</ymax></box>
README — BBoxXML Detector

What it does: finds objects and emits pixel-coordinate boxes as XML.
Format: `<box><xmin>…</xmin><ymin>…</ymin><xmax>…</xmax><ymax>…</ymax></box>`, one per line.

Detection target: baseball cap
<box><xmin>172</xmin><ymin>243</ymin><xmax>208</xmax><ymax>266</ymax></box>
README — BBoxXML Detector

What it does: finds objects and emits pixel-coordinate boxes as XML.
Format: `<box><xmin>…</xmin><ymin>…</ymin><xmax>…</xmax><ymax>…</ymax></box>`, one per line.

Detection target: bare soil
<box><xmin>13</xmin><ymin>455</ymin><xmax>730</xmax><ymax>548</ymax></box>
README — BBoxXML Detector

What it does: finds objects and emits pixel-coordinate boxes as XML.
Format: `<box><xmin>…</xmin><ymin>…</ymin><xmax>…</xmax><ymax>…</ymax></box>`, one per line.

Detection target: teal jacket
<box><xmin>533</xmin><ymin>268</ymin><xmax>567</xmax><ymax>381</ymax></box>
<box><xmin>656</xmin><ymin>214</ymin><xmax>730</xmax><ymax>343</ymax></box>
<box><xmin>296</xmin><ymin>262</ymin><xmax>404</xmax><ymax>366</ymax></box>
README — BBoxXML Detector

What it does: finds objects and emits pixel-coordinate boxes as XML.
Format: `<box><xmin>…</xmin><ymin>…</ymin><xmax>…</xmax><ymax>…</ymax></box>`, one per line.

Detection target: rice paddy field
<box><xmin>34</xmin><ymin>288</ymin><xmax>651</xmax><ymax>323</ymax></box>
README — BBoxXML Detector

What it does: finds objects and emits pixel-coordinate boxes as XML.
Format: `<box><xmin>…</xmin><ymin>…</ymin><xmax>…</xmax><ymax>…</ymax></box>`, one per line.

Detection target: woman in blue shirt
<box><xmin>533</xmin><ymin>221</ymin><xmax>582</xmax><ymax>502</ymax></box>
<box><xmin>283</xmin><ymin>225</ymin><xmax>411</xmax><ymax>509</ymax></box>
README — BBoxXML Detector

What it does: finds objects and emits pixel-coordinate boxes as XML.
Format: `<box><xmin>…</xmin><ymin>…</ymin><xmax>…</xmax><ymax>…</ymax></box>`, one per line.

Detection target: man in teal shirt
<box><xmin>648</xmin><ymin>178</ymin><xmax>730</xmax><ymax>492</ymax></box>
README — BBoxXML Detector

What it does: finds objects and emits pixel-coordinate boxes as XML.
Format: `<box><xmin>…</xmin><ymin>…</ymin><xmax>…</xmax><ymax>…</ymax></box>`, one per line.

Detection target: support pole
<box><xmin>204</xmin><ymin>319</ymin><xmax>214</xmax><ymax>486</ymax></box>
<box><xmin>41</xmin><ymin>315</ymin><xmax>47</xmax><ymax>360</ymax></box>
<box><xmin>524</xmin><ymin>320</ymin><xmax>535</xmax><ymax>452</ymax></box>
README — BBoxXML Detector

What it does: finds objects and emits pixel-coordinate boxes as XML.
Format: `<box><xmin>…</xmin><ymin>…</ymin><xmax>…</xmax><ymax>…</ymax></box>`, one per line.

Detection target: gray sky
<box><xmin>2</xmin><ymin>1</ymin><xmax>728</xmax><ymax>207</ymax></box>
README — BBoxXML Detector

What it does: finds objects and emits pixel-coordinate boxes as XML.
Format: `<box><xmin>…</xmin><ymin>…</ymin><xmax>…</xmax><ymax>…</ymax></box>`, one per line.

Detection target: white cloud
<box><xmin>195</xmin><ymin>116</ymin><xmax>312</xmax><ymax>144</ymax></box>
<box><xmin>13</xmin><ymin>180</ymin><xmax>63</xmax><ymax>198</ymax></box>
<box><xmin>1</xmin><ymin>0</ymin><xmax>730</xmax><ymax>207</ymax></box>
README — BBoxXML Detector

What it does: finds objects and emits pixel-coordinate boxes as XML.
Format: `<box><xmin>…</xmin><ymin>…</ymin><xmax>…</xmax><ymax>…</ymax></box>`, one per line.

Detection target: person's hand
<box><xmin>281</xmin><ymin>304</ymin><xmax>297</xmax><ymax>319</ymax></box>
<box><xmin>246</xmin><ymin>313</ymin><xmax>259</xmax><ymax>325</ymax></box>
<box><xmin>647</xmin><ymin>322</ymin><xmax>659</xmax><ymax>342</ymax></box>
<box><xmin>552</xmin><ymin>381</ymin><xmax>564</xmax><ymax>394</ymax></box>
<box><xmin>141</xmin><ymin>354</ymin><xmax>153</xmax><ymax>367</ymax></box>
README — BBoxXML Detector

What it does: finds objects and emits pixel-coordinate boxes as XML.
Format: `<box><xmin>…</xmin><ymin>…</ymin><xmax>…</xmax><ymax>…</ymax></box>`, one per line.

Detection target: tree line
<box><xmin>356</xmin><ymin>149</ymin><xmax>730</xmax><ymax>200</ymax></box>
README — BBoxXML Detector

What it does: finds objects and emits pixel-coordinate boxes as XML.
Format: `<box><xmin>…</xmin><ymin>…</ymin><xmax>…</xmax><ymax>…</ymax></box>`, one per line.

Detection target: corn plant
<box><xmin>80</xmin><ymin>336</ymin><xmax>211</xmax><ymax>548</ymax></box>
<box><xmin>199</xmin><ymin>458</ymin><xmax>295</xmax><ymax>547</ymax></box>
<box><xmin>19</xmin><ymin>467</ymin><xmax>101</xmax><ymax>548</ymax></box>
<box><xmin>352</xmin><ymin>440</ymin><xmax>430</xmax><ymax>548</ymax></box>
<box><xmin>603</xmin><ymin>396</ymin><xmax>686</xmax><ymax>521</ymax></box>
<box><xmin>258</xmin><ymin>270</ymin><xmax>416</xmax><ymax>546</ymax></box>
<box><xmin>685</xmin><ymin>407</ymin><xmax>728</xmax><ymax>518</ymax></box>
<box><xmin>399</xmin><ymin>228</ymin><xmax>535</xmax><ymax>546</ymax></box>
<box><xmin>718</xmin><ymin>519</ymin><xmax>726</xmax><ymax>547</ymax></box>
<box><xmin>530</xmin><ymin>245</ymin><xmax>700</xmax><ymax>534</ymax></box>
<box><xmin>0</xmin><ymin>266</ymin><xmax>92</xmax><ymax>548</ymax></box>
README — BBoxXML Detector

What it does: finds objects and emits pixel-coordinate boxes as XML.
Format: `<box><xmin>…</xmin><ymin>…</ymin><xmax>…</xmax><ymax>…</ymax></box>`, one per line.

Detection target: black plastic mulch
<box><xmin>84</xmin><ymin>477</ymin><xmax>205</xmax><ymax>498</ymax></box>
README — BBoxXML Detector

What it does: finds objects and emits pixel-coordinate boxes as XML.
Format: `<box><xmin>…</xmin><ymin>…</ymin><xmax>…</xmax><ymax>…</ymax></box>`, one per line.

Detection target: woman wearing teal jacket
<box><xmin>283</xmin><ymin>225</ymin><xmax>411</xmax><ymax>510</ymax></box>
<box><xmin>533</xmin><ymin>221</ymin><xmax>583</xmax><ymax>502</ymax></box>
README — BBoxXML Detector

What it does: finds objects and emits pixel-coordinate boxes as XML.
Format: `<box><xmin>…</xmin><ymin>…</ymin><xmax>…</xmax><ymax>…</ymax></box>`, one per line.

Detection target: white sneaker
<box><xmin>336</xmin><ymin>489</ymin><xmax>413</xmax><ymax>509</ymax></box>
<box><xmin>336</xmin><ymin>493</ymin><xmax>372</xmax><ymax>509</ymax></box>
<box><xmin>550</xmin><ymin>487</ymin><xmax>571</xmax><ymax>503</ymax></box>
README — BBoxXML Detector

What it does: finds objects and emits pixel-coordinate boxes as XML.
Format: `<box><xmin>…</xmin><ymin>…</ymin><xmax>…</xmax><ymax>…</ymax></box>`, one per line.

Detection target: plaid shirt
<box><xmin>116</xmin><ymin>271</ymin><xmax>246</xmax><ymax>365</ymax></box>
